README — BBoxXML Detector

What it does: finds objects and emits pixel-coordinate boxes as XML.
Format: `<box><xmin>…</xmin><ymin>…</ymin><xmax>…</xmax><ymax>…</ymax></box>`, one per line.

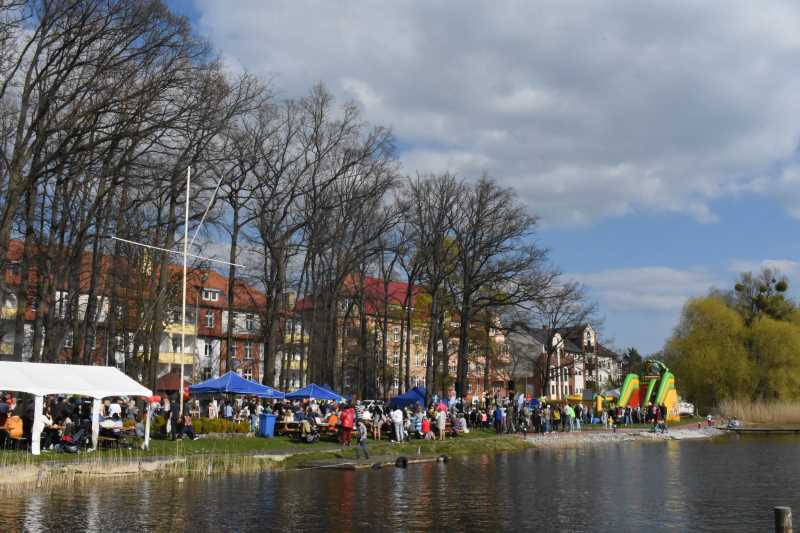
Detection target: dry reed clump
<box><xmin>718</xmin><ymin>400</ymin><xmax>800</xmax><ymax>425</ymax></box>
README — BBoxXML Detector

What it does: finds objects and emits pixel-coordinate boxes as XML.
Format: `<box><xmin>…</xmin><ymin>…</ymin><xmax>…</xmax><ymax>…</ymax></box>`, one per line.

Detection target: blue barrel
<box><xmin>259</xmin><ymin>414</ymin><xmax>277</xmax><ymax>438</ymax></box>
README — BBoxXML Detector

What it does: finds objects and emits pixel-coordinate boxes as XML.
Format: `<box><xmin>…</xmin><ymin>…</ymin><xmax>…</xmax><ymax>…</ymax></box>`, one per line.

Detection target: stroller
<box><xmin>58</xmin><ymin>421</ymin><xmax>91</xmax><ymax>453</ymax></box>
<box><xmin>295</xmin><ymin>419</ymin><xmax>320</xmax><ymax>444</ymax></box>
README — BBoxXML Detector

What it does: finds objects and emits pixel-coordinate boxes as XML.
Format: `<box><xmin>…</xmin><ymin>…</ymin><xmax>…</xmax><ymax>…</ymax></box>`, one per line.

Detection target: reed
<box><xmin>718</xmin><ymin>399</ymin><xmax>800</xmax><ymax>425</ymax></box>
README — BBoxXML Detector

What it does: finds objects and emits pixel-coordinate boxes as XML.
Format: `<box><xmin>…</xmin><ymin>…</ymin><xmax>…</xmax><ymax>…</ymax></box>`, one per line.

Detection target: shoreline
<box><xmin>0</xmin><ymin>426</ymin><xmax>727</xmax><ymax>491</ymax></box>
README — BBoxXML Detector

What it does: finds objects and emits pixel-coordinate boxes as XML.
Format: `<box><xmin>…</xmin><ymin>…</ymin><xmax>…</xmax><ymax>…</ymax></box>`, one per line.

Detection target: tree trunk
<box><xmin>225</xmin><ymin>207</ymin><xmax>240</xmax><ymax>373</ymax></box>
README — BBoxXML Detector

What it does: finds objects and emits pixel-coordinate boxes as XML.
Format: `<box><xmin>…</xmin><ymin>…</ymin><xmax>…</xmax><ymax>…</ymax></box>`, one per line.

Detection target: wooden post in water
<box><xmin>775</xmin><ymin>506</ymin><xmax>792</xmax><ymax>533</ymax></box>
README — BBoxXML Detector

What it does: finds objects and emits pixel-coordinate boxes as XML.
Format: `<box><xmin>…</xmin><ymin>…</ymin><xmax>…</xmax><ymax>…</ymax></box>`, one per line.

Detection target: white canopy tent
<box><xmin>0</xmin><ymin>361</ymin><xmax>153</xmax><ymax>455</ymax></box>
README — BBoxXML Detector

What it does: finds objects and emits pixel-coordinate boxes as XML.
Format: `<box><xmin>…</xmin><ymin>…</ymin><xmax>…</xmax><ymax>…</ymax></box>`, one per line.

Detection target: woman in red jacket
<box><xmin>340</xmin><ymin>405</ymin><xmax>355</xmax><ymax>446</ymax></box>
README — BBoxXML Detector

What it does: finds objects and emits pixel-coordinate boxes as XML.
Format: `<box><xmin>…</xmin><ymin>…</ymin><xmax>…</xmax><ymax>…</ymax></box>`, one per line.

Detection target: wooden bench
<box><xmin>3</xmin><ymin>435</ymin><xmax>28</xmax><ymax>450</ymax></box>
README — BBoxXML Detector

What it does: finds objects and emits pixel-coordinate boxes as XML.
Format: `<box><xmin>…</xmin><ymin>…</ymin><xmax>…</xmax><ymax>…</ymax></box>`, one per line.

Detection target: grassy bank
<box><xmin>719</xmin><ymin>400</ymin><xmax>800</xmax><ymax>425</ymax></box>
<box><xmin>0</xmin><ymin>428</ymin><xmax>530</xmax><ymax>488</ymax></box>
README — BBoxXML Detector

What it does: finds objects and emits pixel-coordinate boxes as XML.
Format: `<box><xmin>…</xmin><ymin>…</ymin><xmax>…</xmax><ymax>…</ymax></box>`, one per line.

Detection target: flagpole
<box><xmin>179</xmin><ymin>166</ymin><xmax>190</xmax><ymax>416</ymax></box>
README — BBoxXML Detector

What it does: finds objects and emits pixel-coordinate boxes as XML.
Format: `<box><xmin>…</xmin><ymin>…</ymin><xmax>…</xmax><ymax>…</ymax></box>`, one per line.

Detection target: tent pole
<box><xmin>143</xmin><ymin>401</ymin><xmax>152</xmax><ymax>450</ymax></box>
<box><xmin>31</xmin><ymin>395</ymin><xmax>43</xmax><ymax>455</ymax></box>
<box><xmin>91</xmin><ymin>398</ymin><xmax>101</xmax><ymax>451</ymax></box>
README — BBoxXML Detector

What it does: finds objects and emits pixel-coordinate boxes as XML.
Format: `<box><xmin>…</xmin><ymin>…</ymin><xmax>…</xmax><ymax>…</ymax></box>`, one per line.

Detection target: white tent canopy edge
<box><xmin>0</xmin><ymin>361</ymin><xmax>153</xmax><ymax>455</ymax></box>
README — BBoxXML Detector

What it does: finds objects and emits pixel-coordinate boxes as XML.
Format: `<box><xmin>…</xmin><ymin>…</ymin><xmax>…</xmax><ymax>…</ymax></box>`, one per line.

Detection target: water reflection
<box><xmin>0</xmin><ymin>436</ymin><xmax>798</xmax><ymax>532</ymax></box>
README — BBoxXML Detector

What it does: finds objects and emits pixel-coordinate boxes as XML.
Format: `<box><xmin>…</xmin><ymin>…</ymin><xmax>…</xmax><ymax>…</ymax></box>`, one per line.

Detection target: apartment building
<box><xmin>0</xmin><ymin>241</ymin><xmax>267</xmax><ymax>383</ymax></box>
<box><xmin>296</xmin><ymin>275</ymin><xmax>512</xmax><ymax>399</ymax></box>
<box><xmin>508</xmin><ymin>324</ymin><xmax>622</xmax><ymax>400</ymax></box>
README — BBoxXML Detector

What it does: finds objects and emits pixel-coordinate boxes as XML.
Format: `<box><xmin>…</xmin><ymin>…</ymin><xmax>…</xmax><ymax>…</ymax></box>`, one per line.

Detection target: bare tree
<box><xmin>448</xmin><ymin>175</ymin><xmax>549</xmax><ymax>399</ymax></box>
<box><xmin>403</xmin><ymin>173</ymin><xmax>460</xmax><ymax>402</ymax></box>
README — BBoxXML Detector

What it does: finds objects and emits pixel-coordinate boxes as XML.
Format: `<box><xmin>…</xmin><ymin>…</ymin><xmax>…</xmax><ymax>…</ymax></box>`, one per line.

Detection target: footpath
<box><xmin>524</xmin><ymin>426</ymin><xmax>723</xmax><ymax>448</ymax></box>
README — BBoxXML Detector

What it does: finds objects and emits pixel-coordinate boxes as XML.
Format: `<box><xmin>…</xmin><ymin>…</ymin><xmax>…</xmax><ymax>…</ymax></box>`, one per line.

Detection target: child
<box><xmin>422</xmin><ymin>416</ymin><xmax>434</xmax><ymax>440</ymax></box>
<box><xmin>355</xmin><ymin>419</ymin><xmax>369</xmax><ymax>460</ymax></box>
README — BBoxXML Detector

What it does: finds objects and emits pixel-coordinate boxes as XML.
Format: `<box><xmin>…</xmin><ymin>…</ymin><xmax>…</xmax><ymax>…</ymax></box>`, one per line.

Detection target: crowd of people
<box><xmin>0</xmin><ymin>388</ymin><xmax>674</xmax><ymax>454</ymax></box>
<box><xmin>0</xmin><ymin>392</ymin><xmax>151</xmax><ymax>451</ymax></box>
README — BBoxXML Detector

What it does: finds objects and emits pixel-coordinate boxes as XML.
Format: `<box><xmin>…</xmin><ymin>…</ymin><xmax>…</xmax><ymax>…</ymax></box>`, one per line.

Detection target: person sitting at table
<box><xmin>41</xmin><ymin>405</ymin><xmax>62</xmax><ymax>449</ymax></box>
<box><xmin>100</xmin><ymin>413</ymin><xmax>124</xmax><ymax>438</ymax></box>
<box><xmin>326</xmin><ymin>411</ymin><xmax>338</xmax><ymax>428</ymax></box>
<box><xmin>0</xmin><ymin>412</ymin><xmax>22</xmax><ymax>448</ymax></box>
<box><xmin>454</xmin><ymin>413</ymin><xmax>469</xmax><ymax>435</ymax></box>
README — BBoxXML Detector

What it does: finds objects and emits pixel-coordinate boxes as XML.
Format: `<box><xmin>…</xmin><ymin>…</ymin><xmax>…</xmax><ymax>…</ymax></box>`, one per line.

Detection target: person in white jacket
<box><xmin>391</xmin><ymin>407</ymin><xmax>405</xmax><ymax>442</ymax></box>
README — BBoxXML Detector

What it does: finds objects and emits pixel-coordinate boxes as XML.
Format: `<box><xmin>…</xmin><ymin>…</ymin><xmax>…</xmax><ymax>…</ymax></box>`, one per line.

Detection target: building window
<box><xmin>415</xmin><ymin>352</ymin><xmax>420</xmax><ymax>367</ymax></box>
<box><xmin>64</xmin><ymin>332</ymin><xmax>73</xmax><ymax>348</ymax></box>
<box><xmin>449</xmin><ymin>365</ymin><xmax>456</xmax><ymax>375</ymax></box>
<box><xmin>242</xmin><ymin>368</ymin><xmax>253</xmax><ymax>380</ymax></box>
<box><xmin>205</xmin><ymin>311</ymin><xmax>214</xmax><ymax>328</ymax></box>
<box><xmin>245</xmin><ymin>342</ymin><xmax>253</xmax><ymax>359</ymax></box>
<box><xmin>230</xmin><ymin>343</ymin><xmax>237</xmax><ymax>358</ymax></box>
<box><xmin>392</xmin><ymin>327</ymin><xmax>400</xmax><ymax>342</ymax></box>
<box><xmin>467</xmin><ymin>382</ymin><xmax>473</xmax><ymax>393</ymax></box>
<box><xmin>172</xmin><ymin>336</ymin><xmax>181</xmax><ymax>353</ymax></box>
<box><xmin>413</xmin><ymin>334</ymin><xmax>420</xmax><ymax>345</ymax></box>
<box><xmin>202</xmin><ymin>367</ymin><xmax>212</xmax><ymax>380</ymax></box>
<box><xmin>204</xmin><ymin>341</ymin><xmax>212</xmax><ymax>357</ymax></box>
<box><xmin>6</xmin><ymin>261</ymin><xmax>20</xmax><ymax>276</ymax></box>
<box><xmin>392</xmin><ymin>352</ymin><xmax>399</xmax><ymax>366</ymax></box>
<box><xmin>422</xmin><ymin>352</ymin><xmax>428</xmax><ymax>367</ymax></box>
<box><xmin>392</xmin><ymin>377</ymin><xmax>399</xmax><ymax>390</ymax></box>
<box><xmin>246</xmin><ymin>314</ymin><xmax>255</xmax><ymax>331</ymax></box>
<box><xmin>202</xmin><ymin>289</ymin><xmax>220</xmax><ymax>302</ymax></box>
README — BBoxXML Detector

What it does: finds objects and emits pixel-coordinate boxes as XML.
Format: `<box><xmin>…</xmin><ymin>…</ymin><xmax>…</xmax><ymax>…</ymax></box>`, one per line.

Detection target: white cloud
<box><xmin>571</xmin><ymin>266</ymin><xmax>719</xmax><ymax>312</ymax></box>
<box><xmin>193</xmin><ymin>0</ymin><xmax>800</xmax><ymax>226</ymax></box>
<box><xmin>729</xmin><ymin>258</ymin><xmax>800</xmax><ymax>278</ymax></box>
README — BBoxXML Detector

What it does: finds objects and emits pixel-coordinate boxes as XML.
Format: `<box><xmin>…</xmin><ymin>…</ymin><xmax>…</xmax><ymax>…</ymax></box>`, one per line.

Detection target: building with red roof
<box><xmin>0</xmin><ymin>240</ymin><xmax>268</xmax><ymax>383</ymax></box>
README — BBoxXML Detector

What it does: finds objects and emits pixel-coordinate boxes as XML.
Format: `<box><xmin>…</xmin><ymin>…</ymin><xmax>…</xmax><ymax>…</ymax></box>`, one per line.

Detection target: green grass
<box><xmin>0</xmin><ymin>435</ymin><xmax>338</xmax><ymax>468</ymax></box>
<box><xmin>0</xmin><ymin>428</ymin><xmax>529</xmax><ymax>470</ymax></box>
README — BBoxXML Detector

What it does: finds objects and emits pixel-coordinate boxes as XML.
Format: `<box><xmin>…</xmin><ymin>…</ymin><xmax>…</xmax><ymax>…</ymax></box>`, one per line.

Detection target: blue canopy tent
<box><xmin>189</xmin><ymin>371</ymin><xmax>285</xmax><ymax>399</ymax></box>
<box><xmin>285</xmin><ymin>383</ymin><xmax>344</xmax><ymax>402</ymax></box>
<box><xmin>388</xmin><ymin>386</ymin><xmax>427</xmax><ymax>409</ymax></box>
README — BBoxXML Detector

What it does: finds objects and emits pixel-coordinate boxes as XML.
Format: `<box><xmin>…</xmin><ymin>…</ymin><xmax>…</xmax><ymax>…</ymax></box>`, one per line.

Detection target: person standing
<box><xmin>340</xmin><ymin>404</ymin><xmax>355</xmax><ymax>446</ymax></box>
<box><xmin>355</xmin><ymin>419</ymin><xmax>369</xmax><ymax>460</ymax></box>
<box><xmin>436</xmin><ymin>408</ymin><xmax>447</xmax><ymax>441</ymax></box>
<box><xmin>391</xmin><ymin>406</ymin><xmax>405</xmax><ymax>442</ymax></box>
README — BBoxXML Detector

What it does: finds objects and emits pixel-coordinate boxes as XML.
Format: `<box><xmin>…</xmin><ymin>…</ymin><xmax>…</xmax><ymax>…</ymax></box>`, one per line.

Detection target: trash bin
<box><xmin>259</xmin><ymin>414</ymin><xmax>277</xmax><ymax>438</ymax></box>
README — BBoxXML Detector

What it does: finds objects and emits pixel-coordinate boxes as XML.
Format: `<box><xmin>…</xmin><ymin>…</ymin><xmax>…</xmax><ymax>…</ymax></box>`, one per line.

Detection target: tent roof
<box><xmin>285</xmin><ymin>383</ymin><xmax>344</xmax><ymax>401</ymax></box>
<box><xmin>389</xmin><ymin>386</ymin><xmax>427</xmax><ymax>408</ymax></box>
<box><xmin>0</xmin><ymin>361</ymin><xmax>152</xmax><ymax>399</ymax></box>
<box><xmin>189</xmin><ymin>371</ymin><xmax>284</xmax><ymax>398</ymax></box>
<box><xmin>155</xmin><ymin>372</ymin><xmax>191</xmax><ymax>392</ymax></box>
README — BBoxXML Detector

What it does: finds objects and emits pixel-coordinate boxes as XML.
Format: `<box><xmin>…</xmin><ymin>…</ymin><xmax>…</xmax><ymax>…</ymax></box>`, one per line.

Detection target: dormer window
<box><xmin>202</xmin><ymin>289</ymin><xmax>220</xmax><ymax>302</ymax></box>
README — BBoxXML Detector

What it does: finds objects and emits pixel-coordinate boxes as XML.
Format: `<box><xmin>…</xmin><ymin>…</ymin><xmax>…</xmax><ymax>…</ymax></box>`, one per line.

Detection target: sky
<box><xmin>168</xmin><ymin>0</ymin><xmax>800</xmax><ymax>354</ymax></box>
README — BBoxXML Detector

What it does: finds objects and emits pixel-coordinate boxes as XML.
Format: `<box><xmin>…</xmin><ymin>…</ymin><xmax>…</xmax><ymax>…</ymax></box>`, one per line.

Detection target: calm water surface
<box><xmin>1</xmin><ymin>435</ymin><xmax>799</xmax><ymax>532</ymax></box>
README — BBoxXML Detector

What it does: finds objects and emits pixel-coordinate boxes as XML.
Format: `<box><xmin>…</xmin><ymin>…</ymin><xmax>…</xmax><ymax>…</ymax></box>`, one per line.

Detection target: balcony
<box><xmin>158</xmin><ymin>352</ymin><xmax>194</xmax><ymax>365</ymax></box>
<box><xmin>164</xmin><ymin>323</ymin><xmax>197</xmax><ymax>335</ymax></box>
<box><xmin>287</xmin><ymin>359</ymin><xmax>307</xmax><ymax>370</ymax></box>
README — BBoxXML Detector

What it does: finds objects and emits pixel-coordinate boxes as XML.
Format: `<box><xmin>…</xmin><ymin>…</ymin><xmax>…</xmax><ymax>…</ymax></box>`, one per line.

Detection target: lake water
<box><xmin>1</xmin><ymin>434</ymin><xmax>798</xmax><ymax>532</ymax></box>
